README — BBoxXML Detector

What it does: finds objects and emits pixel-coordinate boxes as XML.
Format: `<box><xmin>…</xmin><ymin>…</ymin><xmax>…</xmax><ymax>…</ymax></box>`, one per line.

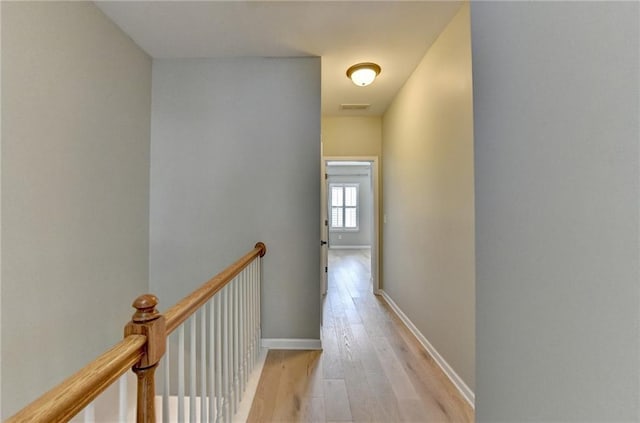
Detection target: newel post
<box><xmin>125</xmin><ymin>294</ymin><xmax>166</xmax><ymax>423</ymax></box>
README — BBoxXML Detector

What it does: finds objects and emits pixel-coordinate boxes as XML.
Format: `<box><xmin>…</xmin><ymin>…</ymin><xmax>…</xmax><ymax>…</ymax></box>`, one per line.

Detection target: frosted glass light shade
<box><xmin>346</xmin><ymin>63</ymin><xmax>381</xmax><ymax>87</ymax></box>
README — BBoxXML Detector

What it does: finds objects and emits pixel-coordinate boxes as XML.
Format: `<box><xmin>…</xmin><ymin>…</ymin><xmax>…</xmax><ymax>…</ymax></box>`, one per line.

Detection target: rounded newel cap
<box><xmin>131</xmin><ymin>294</ymin><xmax>160</xmax><ymax>323</ymax></box>
<box><xmin>255</xmin><ymin>242</ymin><xmax>267</xmax><ymax>257</ymax></box>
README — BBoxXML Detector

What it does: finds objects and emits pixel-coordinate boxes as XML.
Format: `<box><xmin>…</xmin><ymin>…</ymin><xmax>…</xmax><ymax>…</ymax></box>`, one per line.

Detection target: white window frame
<box><xmin>329</xmin><ymin>183</ymin><xmax>359</xmax><ymax>231</ymax></box>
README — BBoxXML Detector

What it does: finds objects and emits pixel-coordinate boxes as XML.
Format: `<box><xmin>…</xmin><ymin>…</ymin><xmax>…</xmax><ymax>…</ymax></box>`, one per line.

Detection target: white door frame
<box><xmin>320</xmin><ymin>144</ymin><xmax>328</xmax><ymax>300</ymax></box>
<box><xmin>323</xmin><ymin>156</ymin><xmax>380</xmax><ymax>293</ymax></box>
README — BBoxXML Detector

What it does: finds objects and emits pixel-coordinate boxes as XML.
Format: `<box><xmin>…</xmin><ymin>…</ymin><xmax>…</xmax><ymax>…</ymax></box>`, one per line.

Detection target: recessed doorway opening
<box><xmin>321</xmin><ymin>157</ymin><xmax>380</xmax><ymax>298</ymax></box>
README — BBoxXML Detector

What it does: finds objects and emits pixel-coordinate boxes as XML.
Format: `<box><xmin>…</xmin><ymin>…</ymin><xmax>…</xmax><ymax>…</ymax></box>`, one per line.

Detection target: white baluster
<box><xmin>251</xmin><ymin>260</ymin><xmax>256</xmax><ymax>367</ymax></box>
<box><xmin>201</xmin><ymin>307</ymin><xmax>207</xmax><ymax>422</ymax></box>
<box><xmin>118</xmin><ymin>374</ymin><xmax>127</xmax><ymax>422</ymax></box>
<box><xmin>239</xmin><ymin>270</ymin><xmax>245</xmax><ymax>398</ymax></box>
<box><xmin>163</xmin><ymin>340</ymin><xmax>170</xmax><ymax>423</ymax></box>
<box><xmin>215</xmin><ymin>293</ymin><xmax>223</xmax><ymax>423</ymax></box>
<box><xmin>223</xmin><ymin>286</ymin><xmax>230</xmax><ymax>422</ymax></box>
<box><xmin>246</xmin><ymin>265</ymin><xmax>251</xmax><ymax>378</ymax></box>
<box><xmin>209</xmin><ymin>300</ymin><xmax>216</xmax><ymax>423</ymax></box>
<box><xmin>243</xmin><ymin>268</ymin><xmax>249</xmax><ymax>386</ymax></box>
<box><xmin>251</xmin><ymin>258</ymin><xmax>260</xmax><ymax>366</ymax></box>
<box><xmin>233</xmin><ymin>277</ymin><xmax>239</xmax><ymax>413</ymax></box>
<box><xmin>244</xmin><ymin>269</ymin><xmax>251</xmax><ymax>389</ymax></box>
<box><xmin>257</xmin><ymin>259</ymin><xmax>262</xmax><ymax>364</ymax></box>
<box><xmin>246</xmin><ymin>266</ymin><xmax>250</xmax><ymax>383</ymax></box>
<box><xmin>246</xmin><ymin>267</ymin><xmax>251</xmax><ymax>374</ymax></box>
<box><xmin>231</xmin><ymin>279</ymin><xmax>236</xmax><ymax>417</ymax></box>
<box><xmin>190</xmin><ymin>316</ymin><xmax>197</xmax><ymax>422</ymax></box>
<box><xmin>247</xmin><ymin>262</ymin><xmax>253</xmax><ymax>371</ymax></box>
<box><xmin>83</xmin><ymin>402</ymin><xmax>95</xmax><ymax>423</ymax></box>
<box><xmin>178</xmin><ymin>325</ymin><xmax>185</xmax><ymax>422</ymax></box>
<box><xmin>254</xmin><ymin>260</ymin><xmax>258</xmax><ymax>366</ymax></box>
<box><xmin>248</xmin><ymin>262</ymin><xmax>253</xmax><ymax>368</ymax></box>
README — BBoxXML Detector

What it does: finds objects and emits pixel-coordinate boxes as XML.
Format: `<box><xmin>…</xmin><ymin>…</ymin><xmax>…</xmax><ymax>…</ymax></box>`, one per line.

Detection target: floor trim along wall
<box><xmin>378</xmin><ymin>290</ymin><xmax>475</xmax><ymax>408</ymax></box>
<box><xmin>261</xmin><ymin>338</ymin><xmax>323</xmax><ymax>350</ymax></box>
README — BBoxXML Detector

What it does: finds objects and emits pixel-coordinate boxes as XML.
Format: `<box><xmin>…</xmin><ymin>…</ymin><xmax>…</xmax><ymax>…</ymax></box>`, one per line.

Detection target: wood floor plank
<box><xmin>301</xmin><ymin>396</ymin><xmax>326</xmax><ymax>422</ymax></box>
<box><xmin>328</xmin><ymin>253</ymin><xmax>363</xmax><ymax>324</ymax></box>
<box><xmin>397</xmin><ymin>398</ymin><xmax>431</xmax><ymax>422</ymax></box>
<box><xmin>321</xmin><ymin>326</ymin><xmax>344</xmax><ymax>379</ymax></box>
<box><xmin>330</xmin><ymin>277</ymin><xmax>361</xmax><ymax>324</ymax></box>
<box><xmin>342</xmin><ymin>360</ymin><xmax>378</xmax><ymax>423</ymax></box>
<box><xmin>372</xmin><ymin>336</ymin><xmax>420</xmax><ymax>401</ymax></box>
<box><xmin>352</xmin><ymin>297</ymin><xmax>385</xmax><ymax>339</ymax></box>
<box><xmin>333</xmin><ymin>314</ymin><xmax>358</xmax><ymax>364</ymax></box>
<box><xmin>323</xmin><ymin>379</ymin><xmax>353</xmax><ymax>422</ymax></box>
<box><xmin>271</xmin><ymin>351</ymin><xmax>324</xmax><ymax>422</ymax></box>
<box><xmin>247</xmin><ymin>350</ymin><xmax>283</xmax><ymax>423</ymax></box>
<box><xmin>349</xmin><ymin>323</ymin><xmax>382</xmax><ymax>375</ymax></box>
<box><xmin>363</xmin><ymin>371</ymin><xmax>405</xmax><ymax>423</ymax></box>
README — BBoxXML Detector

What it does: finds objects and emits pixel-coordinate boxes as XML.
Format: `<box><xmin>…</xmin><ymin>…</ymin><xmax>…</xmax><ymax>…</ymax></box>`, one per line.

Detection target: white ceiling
<box><xmin>95</xmin><ymin>1</ymin><xmax>462</xmax><ymax>116</ymax></box>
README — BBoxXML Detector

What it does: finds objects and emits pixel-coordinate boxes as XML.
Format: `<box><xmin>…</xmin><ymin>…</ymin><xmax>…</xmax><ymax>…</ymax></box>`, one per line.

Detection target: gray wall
<box><xmin>327</xmin><ymin>164</ymin><xmax>372</xmax><ymax>247</ymax></box>
<box><xmin>471</xmin><ymin>2</ymin><xmax>640</xmax><ymax>421</ymax></box>
<box><xmin>382</xmin><ymin>3</ymin><xmax>475</xmax><ymax>392</ymax></box>
<box><xmin>150</xmin><ymin>58</ymin><xmax>321</xmax><ymax>340</ymax></box>
<box><xmin>1</xmin><ymin>2</ymin><xmax>151</xmax><ymax>416</ymax></box>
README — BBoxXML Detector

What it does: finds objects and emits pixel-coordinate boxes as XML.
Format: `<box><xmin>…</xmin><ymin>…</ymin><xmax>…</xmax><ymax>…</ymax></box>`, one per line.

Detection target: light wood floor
<box><xmin>247</xmin><ymin>249</ymin><xmax>474</xmax><ymax>422</ymax></box>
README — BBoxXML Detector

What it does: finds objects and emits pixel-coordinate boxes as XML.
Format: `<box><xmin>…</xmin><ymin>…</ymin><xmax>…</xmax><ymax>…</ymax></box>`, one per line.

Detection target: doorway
<box><xmin>321</xmin><ymin>156</ymin><xmax>380</xmax><ymax>296</ymax></box>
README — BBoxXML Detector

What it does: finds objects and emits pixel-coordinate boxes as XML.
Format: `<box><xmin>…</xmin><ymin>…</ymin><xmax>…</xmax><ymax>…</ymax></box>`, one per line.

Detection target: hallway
<box><xmin>247</xmin><ymin>249</ymin><xmax>473</xmax><ymax>422</ymax></box>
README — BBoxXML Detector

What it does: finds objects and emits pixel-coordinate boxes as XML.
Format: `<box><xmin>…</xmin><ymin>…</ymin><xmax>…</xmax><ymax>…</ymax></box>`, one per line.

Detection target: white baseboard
<box><xmin>328</xmin><ymin>245</ymin><xmax>371</xmax><ymax>250</ymax></box>
<box><xmin>378</xmin><ymin>290</ymin><xmax>475</xmax><ymax>408</ymax></box>
<box><xmin>261</xmin><ymin>338</ymin><xmax>322</xmax><ymax>350</ymax></box>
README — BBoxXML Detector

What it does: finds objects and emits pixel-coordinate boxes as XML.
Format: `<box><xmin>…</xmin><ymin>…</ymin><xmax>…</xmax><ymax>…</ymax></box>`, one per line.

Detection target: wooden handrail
<box><xmin>6</xmin><ymin>334</ymin><xmax>147</xmax><ymax>423</ymax></box>
<box><xmin>7</xmin><ymin>241</ymin><xmax>266</xmax><ymax>423</ymax></box>
<box><xmin>165</xmin><ymin>241</ymin><xmax>266</xmax><ymax>334</ymax></box>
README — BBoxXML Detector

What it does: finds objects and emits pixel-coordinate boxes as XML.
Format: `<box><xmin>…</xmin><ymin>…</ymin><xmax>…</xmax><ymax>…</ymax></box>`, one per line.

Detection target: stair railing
<box><xmin>7</xmin><ymin>242</ymin><xmax>266</xmax><ymax>423</ymax></box>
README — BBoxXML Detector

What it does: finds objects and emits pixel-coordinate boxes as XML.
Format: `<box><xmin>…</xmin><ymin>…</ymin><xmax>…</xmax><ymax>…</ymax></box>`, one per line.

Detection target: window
<box><xmin>330</xmin><ymin>184</ymin><xmax>358</xmax><ymax>230</ymax></box>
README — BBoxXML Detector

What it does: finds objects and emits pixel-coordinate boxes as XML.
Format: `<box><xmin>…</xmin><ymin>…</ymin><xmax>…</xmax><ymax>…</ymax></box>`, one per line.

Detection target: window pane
<box><xmin>345</xmin><ymin>207</ymin><xmax>357</xmax><ymax>228</ymax></box>
<box><xmin>331</xmin><ymin>186</ymin><xmax>343</xmax><ymax>207</ymax></box>
<box><xmin>345</xmin><ymin>186</ymin><xmax>357</xmax><ymax>207</ymax></box>
<box><xmin>331</xmin><ymin>207</ymin><xmax>343</xmax><ymax>228</ymax></box>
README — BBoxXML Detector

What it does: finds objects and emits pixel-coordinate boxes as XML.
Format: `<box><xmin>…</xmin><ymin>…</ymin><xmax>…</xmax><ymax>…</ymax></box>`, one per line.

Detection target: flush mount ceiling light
<box><xmin>346</xmin><ymin>62</ymin><xmax>381</xmax><ymax>87</ymax></box>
